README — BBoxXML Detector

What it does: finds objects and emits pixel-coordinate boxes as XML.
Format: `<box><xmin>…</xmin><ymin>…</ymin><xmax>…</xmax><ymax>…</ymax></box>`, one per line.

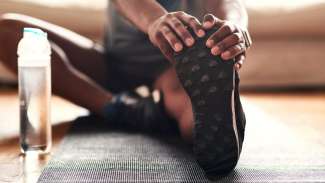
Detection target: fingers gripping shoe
<box><xmin>173</xmin><ymin>28</ymin><xmax>246</xmax><ymax>177</ymax></box>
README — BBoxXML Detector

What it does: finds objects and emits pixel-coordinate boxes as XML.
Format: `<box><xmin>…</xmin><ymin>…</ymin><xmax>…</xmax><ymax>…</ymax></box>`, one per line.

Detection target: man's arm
<box><xmin>112</xmin><ymin>0</ymin><xmax>205</xmax><ymax>60</ymax></box>
<box><xmin>112</xmin><ymin>0</ymin><xmax>166</xmax><ymax>33</ymax></box>
<box><xmin>112</xmin><ymin>0</ymin><xmax>251</xmax><ymax>67</ymax></box>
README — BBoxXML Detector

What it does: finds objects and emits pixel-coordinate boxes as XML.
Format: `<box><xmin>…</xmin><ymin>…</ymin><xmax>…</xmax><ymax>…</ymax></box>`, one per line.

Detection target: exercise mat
<box><xmin>38</xmin><ymin>110</ymin><xmax>325</xmax><ymax>182</ymax></box>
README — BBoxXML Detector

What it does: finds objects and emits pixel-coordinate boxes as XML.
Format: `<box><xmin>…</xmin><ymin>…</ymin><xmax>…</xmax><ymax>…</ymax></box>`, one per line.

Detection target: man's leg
<box><xmin>155</xmin><ymin>66</ymin><xmax>241</xmax><ymax>177</ymax></box>
<box><xmin>0</xmin><ymin>13</ymin><xmax>112</xmax><ymax>115</ymax></box>
<box><xmin>154</xmin><ymin>28</ymin><xmax>246</xmax><ymax>176</ymax></box>
<box><xmin>154</xmin><ymin>68</ymin><xmax>194</xmax><ymax>141</ymax></box>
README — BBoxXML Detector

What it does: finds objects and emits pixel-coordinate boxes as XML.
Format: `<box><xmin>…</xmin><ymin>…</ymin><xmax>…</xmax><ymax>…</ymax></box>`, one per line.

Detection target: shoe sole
<box><xmin>173</xmin><ymin>29</ymin><xmax>240</xmax><ymax>176</ymax></box>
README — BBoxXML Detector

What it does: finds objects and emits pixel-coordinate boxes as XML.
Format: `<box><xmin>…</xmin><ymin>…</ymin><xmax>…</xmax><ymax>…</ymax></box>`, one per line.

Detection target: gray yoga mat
<box><xmin>38</xmin><ymin>115</ymin><xmax>325</xmax><ymax>183</ymax></box>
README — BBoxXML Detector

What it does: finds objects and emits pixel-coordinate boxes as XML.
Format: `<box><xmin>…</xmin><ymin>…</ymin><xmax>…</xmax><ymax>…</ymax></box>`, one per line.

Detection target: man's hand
<box><xmin>202</xmin><ymin>14</ymin><xmax>251</xmax><ymax>70</ymax></box>
<box><xmin>147</xmin><ymin>11</ymin><xmax>205</xmax><ymax>60</ymax></box>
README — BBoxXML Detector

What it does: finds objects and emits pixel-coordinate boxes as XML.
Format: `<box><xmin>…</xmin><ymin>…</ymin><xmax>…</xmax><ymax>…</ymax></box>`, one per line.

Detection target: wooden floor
<box><xmin>0</xmin><ymin>89</ymin><xmax>324</xmax><ymax>183</ymax></box>
<box><xmin>0</xmin><ymin>90</ymin><xmax>87</xmax><ymax>183</ymax></box>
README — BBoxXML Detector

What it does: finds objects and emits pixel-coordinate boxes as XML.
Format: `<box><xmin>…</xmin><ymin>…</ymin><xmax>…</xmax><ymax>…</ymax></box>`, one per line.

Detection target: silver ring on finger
<box><xmin>238</xmin><ymin>43</ymin><xmax>246</xmax><ymax>52</ymax></box>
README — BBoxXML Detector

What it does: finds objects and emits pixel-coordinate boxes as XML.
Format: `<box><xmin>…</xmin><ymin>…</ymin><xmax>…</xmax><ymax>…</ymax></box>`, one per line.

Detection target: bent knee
<box><xmin>0</xmin><ymin>13</ymin><xmax>49</xmax><ymax>34</ymax></box>
<box><xmin>0</xmin><ymin>14</ymin><xmax>29</xmax><ymax>71</ymax></box>
<box><xmin>0</xmin><ymin>13</ymin><xmax>27</xmax><ymax>29</ymax></box>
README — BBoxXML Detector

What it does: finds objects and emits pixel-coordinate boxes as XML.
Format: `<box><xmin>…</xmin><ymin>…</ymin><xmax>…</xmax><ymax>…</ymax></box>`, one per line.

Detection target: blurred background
<box><xmin>0</xmin><ymin>1</ymin><xmax>324</xmax><ymax>182</ymax></box>
<box><xmin>0</xmin><ymin>0</ymin><xmax>324</xmax><ymax>89</ymax></box>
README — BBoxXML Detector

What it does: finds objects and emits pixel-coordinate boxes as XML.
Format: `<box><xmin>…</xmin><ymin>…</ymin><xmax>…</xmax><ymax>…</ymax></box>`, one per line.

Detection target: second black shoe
<box><xmin>103</xmin><ymin>90</ymin><xmax>178</xmax><ymax>134</ymax></box>
<box><xmin>173</xmin><ymin>28</ymin><xmax>245</xmax><ymax>177</ymax></box>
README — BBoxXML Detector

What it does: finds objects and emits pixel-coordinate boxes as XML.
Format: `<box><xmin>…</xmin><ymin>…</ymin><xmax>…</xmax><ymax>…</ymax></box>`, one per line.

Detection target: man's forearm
<box><xmin>203</xmin><ymin>0</ymin><xmax>248</xmax><ymax>28</ymax></box>
<box><xmin>112</xmin><ymin>0</ymin><xmax>167</xmax><ymax>33</ymax></box>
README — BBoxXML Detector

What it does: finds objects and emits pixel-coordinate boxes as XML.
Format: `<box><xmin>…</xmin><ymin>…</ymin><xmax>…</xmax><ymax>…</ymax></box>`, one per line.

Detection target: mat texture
<box><xmin>38</xmin><ymin>109</ymin><xmax>325</xmax><ymax>182</ymax></box>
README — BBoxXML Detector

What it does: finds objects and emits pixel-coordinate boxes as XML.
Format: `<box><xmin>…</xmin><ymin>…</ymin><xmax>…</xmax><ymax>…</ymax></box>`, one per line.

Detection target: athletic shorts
<box><xmin>104</xmin><ymin>52</ymin><xmax>171</xmax><ymax>93</ymax></box>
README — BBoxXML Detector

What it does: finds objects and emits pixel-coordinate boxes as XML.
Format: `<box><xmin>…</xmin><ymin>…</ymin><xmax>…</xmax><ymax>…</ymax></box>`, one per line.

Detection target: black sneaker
<box><xmin>103</xmin><ymin>90</ymin><xmax>178</xmax><ymax>134</ymax></box>
<box><xmin>234</xmin><ymin>71</ymin><xmax>246</xmax><ymax>153</ymax></box>
<box><xmin>173</xmin><ymin>28</ymin><xmax>245</xmax><ymax>176</ymax></box>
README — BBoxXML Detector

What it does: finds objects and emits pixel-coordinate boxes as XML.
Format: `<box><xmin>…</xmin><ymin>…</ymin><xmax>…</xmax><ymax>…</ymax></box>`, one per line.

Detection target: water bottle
<box><xmin>18</xmin><ymin>28</ymin><xmax>52</xmax><ymax>154</ymax></box>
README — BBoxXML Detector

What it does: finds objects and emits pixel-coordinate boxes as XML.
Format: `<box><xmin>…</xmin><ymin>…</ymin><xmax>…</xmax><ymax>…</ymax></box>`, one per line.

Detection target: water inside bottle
<box><xmin>19</xmin><ymin>65</ymin><xmax>51</xmax><ymax>154</ymax></box>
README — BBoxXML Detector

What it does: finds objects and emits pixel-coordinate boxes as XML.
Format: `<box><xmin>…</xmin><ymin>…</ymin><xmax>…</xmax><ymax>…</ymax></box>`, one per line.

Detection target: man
<box><xmin>0</xmin><ymin>0</ymin><xmax>251</xmax><ymax>176</ymax></box>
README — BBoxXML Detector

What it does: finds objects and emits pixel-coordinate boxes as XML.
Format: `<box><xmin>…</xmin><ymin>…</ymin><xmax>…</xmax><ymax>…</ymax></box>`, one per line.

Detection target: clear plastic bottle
<box><xmin>18</xmin><ymin>28</ymin><xmax>52</xmax><ymax>154</ymax></box>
